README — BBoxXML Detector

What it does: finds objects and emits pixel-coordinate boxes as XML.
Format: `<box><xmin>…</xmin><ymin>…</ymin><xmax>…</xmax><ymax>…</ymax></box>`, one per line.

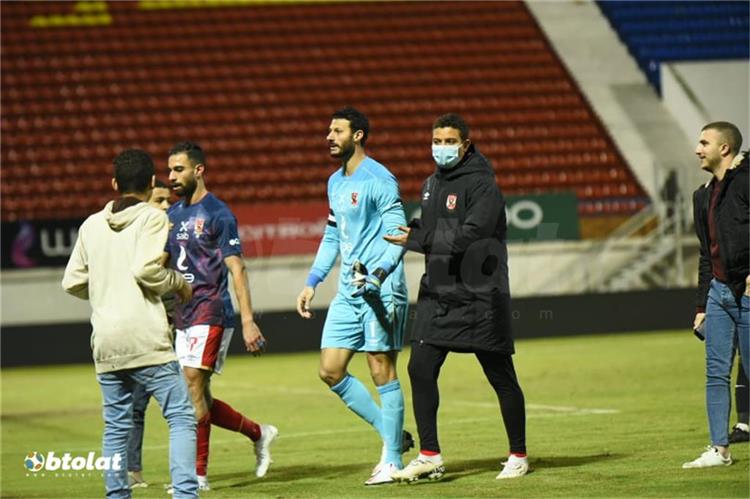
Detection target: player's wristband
<box><xmin>373</xmin><ymin>261</ymin><xmax>393</xmax><ymax>277</ymax></box>
<box><xmin>305</xmin><ymin>271</ymin><xmax>324</xmax><ymax>288</ymax></box>
<box><xmin>372</xmin><ymin>267</ymin><xmax>388</xmax><ymax>284</ymax></box>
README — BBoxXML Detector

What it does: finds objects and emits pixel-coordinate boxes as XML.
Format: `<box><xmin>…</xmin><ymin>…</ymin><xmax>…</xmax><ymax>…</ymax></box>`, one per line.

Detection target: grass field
<box><xmin>2</xmin><ymin>330</ymin><xmax>748</xmax><ymax>498</ymax></box>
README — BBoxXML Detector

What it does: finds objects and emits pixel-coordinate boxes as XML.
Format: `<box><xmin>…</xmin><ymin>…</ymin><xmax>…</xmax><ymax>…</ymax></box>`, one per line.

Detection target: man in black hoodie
<box><xmin>386</xmin><ymin>114</ymin><xmax>528</xmax><ymax>482</ymax></box>
<box><xmin>683</xmin><ymin>121</ymin><xmax>749</xmax><ymax>469</ymax></box>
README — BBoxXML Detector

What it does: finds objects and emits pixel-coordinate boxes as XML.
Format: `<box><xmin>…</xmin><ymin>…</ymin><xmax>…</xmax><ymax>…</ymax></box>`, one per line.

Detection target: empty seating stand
<box><xmin>598</xmin><ymin>1</ymin><xmax>750</xmax><ymax>91</ymax></box>
<box><xmin>1</xmin><ymin>0</ymin><xmax>648</xmax><ymax>224</ymax></box>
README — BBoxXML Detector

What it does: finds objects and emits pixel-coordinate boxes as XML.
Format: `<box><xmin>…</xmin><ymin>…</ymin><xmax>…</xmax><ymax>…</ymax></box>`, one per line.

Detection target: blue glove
<box><xmin>350</xmin><ymin>261</ymin><xmax>386</xmax><ymax>298</ymax></box>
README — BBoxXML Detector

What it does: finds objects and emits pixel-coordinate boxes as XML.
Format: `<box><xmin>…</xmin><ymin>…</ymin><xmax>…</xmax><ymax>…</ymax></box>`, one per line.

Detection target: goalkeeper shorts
<box><xmin>321</xmin><ymin>293</ymin><xmax>407</xmax><ymax>352</ymax></box>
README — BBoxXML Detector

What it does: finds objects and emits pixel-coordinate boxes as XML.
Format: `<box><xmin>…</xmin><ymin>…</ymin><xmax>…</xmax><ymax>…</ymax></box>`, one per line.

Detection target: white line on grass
<box><xmin>450</xmin><ymin>400</ymin><xmax>620</xmax><ymax>415</ymax></box>
<box><xmin>54</xmin><ymin>402</ymin><xmax>618</xmax><ymax>453</ymax></box>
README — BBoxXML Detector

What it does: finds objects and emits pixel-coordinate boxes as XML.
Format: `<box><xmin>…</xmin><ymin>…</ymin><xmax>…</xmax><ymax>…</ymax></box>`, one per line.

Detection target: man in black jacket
<box><xmin>386</xmin><ymin>114</ymin><xmax>527</xmax><ymax>482</ymax></box>
<box><xmin>684</xmin><ymin>121</ymin><xmax>749</xmax><ymax>469</ymax></box>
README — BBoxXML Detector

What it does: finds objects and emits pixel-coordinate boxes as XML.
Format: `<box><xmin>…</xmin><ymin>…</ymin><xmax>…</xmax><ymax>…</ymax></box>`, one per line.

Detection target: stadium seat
<box><xmin>1</xmin><ymin>0</ymin><xmax>649</xmax><ymax>222</ymax></box>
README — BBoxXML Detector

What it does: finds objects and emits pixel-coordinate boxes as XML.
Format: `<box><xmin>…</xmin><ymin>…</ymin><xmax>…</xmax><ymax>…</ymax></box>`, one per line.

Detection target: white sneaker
<box><xmin>391</xmin><ymin>456</ymin><xmax>445</xmax><ymax>482</ymax></box>
<box><xmin>254</xmin><ymin>424</ymin><xmax>279</xmax><ymax>477</ymax></box>
<box><xmin>128</xmin><ymin>471</ymin><xmax>148</xmax><ymax>488</ymax></box>
<box><xmin>197</xmin><ymin>475</ymin><xmax>211</xmax><ymax>491</ymax></box>
<box><xmin>365</xmin><ymin>462</ymin><xmax>399</xmax><ymax>485</ymax></box>
<box><xmin>682</xmin><ymin>446</ymin><xmax>732</xmax><ymax>469</ymax></box>
<box><xmin>166</xmin><ymin>476</ymin><xmax>208</xmax><ymax>495</ymax></box>
<box><xmin>496</xmin><ymin>455</ymin><xmax>529</xmax><ymax>479</ymax></box>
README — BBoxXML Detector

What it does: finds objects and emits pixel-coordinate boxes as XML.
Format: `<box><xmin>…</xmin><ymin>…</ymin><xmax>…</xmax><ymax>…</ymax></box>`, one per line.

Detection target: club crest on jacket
<box><xmin>446</xmin><ymin>194</ymin><xmax>457</xmax><ymax>210</ymax></box>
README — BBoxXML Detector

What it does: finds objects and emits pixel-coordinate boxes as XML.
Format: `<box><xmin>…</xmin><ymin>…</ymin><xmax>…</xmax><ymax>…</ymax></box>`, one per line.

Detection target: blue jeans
<box><xmin>97</xmin><ymin>361</ymin><xmax>197</xmax><ymax>499</ymax></box>
<box><xmin>126</xmin><ymin>383</ymin><xmax>150</xmax><ymax>472</ymax></box>
<box><xmin>705</xmin><ymin>279</ymin><xmax>750</xmax><ymax>447</ymax></box>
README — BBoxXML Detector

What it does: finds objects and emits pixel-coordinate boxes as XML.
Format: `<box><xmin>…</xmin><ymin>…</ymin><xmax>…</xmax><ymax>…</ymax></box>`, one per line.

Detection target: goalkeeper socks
<box><xmin>331</xmin><ymin>373</ymin><xmax>383</xmax><ymax>435</ymax></box>
<box><xmin>196</xmin><ymin>413</ymin><xmax>211</xmax><ymax>477</ymax></box>
<box><xmin>210</xmin><ymin>398</ymin><xmax>261</xmax><ymax>441</ymax></box>
<box><xmin>378</xmin><ymin>379</ymin><xmax>404</xmax><ymax>466</ymax></box>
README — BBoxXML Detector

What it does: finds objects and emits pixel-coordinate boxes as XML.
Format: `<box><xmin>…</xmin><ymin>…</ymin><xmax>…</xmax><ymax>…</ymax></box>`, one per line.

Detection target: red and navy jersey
<box><xmin>166</xmin><ymin>193</ymin><xmax>242</xmax><ymax>329</ymax></box>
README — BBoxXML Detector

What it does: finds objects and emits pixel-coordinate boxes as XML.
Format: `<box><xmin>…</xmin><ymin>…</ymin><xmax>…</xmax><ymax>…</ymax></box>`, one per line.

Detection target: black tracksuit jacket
<box><xmin>405</xmin><ymin>145</ymin><xmax>514</xmax><ymax>353</ymax></box>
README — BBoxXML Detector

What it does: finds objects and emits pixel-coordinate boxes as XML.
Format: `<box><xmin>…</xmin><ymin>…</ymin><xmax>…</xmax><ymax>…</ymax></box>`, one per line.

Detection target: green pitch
<box><xmin>2</xmin><ymin>330</ymin><xmax>748</xmax><ymax>497</ymax></box>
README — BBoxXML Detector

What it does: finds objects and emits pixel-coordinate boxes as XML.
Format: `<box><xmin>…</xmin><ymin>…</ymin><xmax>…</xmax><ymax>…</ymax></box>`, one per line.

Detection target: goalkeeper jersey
<box><xmin>309</xmin><ymin>156</ymin><xmax>408</xmax><ymax>301</ymax></box>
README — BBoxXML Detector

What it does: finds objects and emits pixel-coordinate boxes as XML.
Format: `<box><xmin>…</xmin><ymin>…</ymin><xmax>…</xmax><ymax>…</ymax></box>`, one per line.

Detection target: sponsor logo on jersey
<box><xmin>446</xmin><ymin>194</ymin><xmax>457</xmax><ymax>210</ymax></box>
<box><xmin>176</xmin><ymin>246</ymin><xmax>189</xmax><ymax>271</ymax></box>
<box><xmin>351</xmin><ymin>192</ymin><xmax>359</xmax><ymax>206</ymax></box>
<box><xmin>229</xmin><ymin>238</ymin><xmax>240</xmax><ymax>246</ymax></box>
<box><xmin>176</xmin><ymin>247</ymin><xmax>195</xmax><ymax>283</ymax></box>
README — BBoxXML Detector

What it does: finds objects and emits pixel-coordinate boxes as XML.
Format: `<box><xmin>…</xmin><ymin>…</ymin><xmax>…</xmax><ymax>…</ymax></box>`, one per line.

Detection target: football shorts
<box><xmin>175</xmin><ymin>325</ymin><xmax>234</xmax><ymax>374</ymax></box>
<box><xmin>321</xmin><ymin>293</ymin><xmax>407</xmax><ymax>352</ymax></box>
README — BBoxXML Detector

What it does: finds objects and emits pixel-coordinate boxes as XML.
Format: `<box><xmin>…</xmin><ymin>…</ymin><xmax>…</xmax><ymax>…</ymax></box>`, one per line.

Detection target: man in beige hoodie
<box><xmin>63</xmin><ymin>148</ymin><xmax>198</xmax><ymax>499</ymax></box>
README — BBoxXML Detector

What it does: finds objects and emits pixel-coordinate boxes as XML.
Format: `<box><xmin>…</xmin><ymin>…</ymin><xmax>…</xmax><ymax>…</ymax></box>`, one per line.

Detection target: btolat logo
<box><xmin>24</xmin><ymin>451</ymin><xmax>123</xmax><ymax>472</ymax></box>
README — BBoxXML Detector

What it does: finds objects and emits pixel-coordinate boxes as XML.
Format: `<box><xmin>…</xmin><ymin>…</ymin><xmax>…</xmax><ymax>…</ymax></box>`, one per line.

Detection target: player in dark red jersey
<box><xmin>164</xmin><ymin>142</ymin><xmax>278</xmax><ymax>491</ymax></box>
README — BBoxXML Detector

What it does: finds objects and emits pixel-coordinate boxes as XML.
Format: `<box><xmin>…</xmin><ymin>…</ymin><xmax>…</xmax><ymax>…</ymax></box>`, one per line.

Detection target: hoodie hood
<box><xmin>436</xmin><ymin>144</ymin><xmax>494</xmax><ymax>180</ymax></box>
<box><xmin>104</xmin><ymin>199</ymin><xmax>151</xmax><ymax>232</ymax></box>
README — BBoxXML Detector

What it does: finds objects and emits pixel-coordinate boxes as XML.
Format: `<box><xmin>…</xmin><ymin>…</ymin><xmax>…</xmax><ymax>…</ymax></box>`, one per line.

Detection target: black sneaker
<box><xmin>402</xmin><ymin>430</ymin><xmax>415</xmax><ymax>453</ymax></box>
<box><xmin>728</xmin><ymin>424</ymin><xmax>750</xmax><ymax>443</ymax></box>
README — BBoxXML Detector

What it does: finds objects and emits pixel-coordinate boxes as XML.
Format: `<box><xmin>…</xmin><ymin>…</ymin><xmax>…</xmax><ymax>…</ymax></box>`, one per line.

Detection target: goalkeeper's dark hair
<box><xmin>154</xmin><ymin>178</ymin><xmax>168</xmax><ymax>189</ymax></box>
<box><xmin>702</xmin><ymin>121</ymin><xmax>743</xmax><ymax>154</ymax></box>
<box><xmin>169</xmin><ymin>141</ymin><xmax>206</xmax><ymax>168</ymax></box>
<box><xmin>113</xmin><ymin>148</ymin><xmax>155</xmax><ymax>194</ymax></box>
<box><xmin>332</xmin><ymin>107</ymin><xmax>369</xmax><ymax>146</ymax></box>
<box><xmin>433</xmin><ymin>113</ymin><xmax>470</xmax><ymax>141</ymax></box>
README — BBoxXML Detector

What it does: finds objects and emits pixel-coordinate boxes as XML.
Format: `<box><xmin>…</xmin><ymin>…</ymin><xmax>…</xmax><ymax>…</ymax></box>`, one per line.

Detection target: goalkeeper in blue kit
<box><xmin>296</xmin><ymin>107</ymin><xmax>413</xmax><ymax>485</ymax></box>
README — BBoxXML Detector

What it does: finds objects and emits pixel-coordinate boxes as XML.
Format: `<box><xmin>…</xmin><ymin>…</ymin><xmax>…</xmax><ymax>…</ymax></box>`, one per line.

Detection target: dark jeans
<box><xmin>408</xmin><ymin>341</ymin><xmax>526</xmax><ymax>455</ymax></box>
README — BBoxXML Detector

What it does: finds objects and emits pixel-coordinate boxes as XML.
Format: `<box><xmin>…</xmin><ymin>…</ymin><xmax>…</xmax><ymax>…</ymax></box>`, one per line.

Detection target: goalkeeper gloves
<box><xmin>350</xmin><ymin>260</ymin><xmax>387</xmax><ymax>298</ymax></box>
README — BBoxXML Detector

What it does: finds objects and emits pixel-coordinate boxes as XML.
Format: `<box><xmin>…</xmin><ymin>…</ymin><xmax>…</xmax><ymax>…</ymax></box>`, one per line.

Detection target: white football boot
<box><xmin>254</xmin><ymin>424</ymin><xmax>279</xmax><ymax>477</ymax></box>
<box><xmin>391</xmin><ymin>455</ymin><xmax>445</xmax><ymax>483</ymax></box>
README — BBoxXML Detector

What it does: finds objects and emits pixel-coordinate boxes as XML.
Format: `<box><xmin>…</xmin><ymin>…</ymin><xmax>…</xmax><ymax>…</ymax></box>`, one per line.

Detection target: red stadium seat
<box><xmin>0</xmin><ymin>0</ymin><xmax>647</xmax><ymax>222</ymax></box>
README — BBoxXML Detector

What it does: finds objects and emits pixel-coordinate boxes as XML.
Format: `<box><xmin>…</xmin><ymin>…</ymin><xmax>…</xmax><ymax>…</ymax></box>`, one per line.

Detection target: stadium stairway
<box><xmin>526</xmin><ymin>1</ymin><xmax>713</xmax><ymax>290</ymax></box>
<box><xmin>527</xmin><ymin>0</ymin><xmax>708</xmax><ymax>228</ymax></box>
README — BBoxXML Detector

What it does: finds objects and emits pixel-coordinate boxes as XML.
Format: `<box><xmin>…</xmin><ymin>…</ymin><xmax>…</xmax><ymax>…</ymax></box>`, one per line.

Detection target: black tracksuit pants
<box><xmin>408</xmin><ymin>340</ymin><xmax>527</xmax><ymax>455</ymax></box>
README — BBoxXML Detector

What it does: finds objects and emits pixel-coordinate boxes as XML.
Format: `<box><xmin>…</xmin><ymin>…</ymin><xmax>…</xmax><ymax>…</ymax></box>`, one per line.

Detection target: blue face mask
<box><xmin>432</xmin><ymin>144</ymin><xmax>461</xmax><ymax>169</ymax></box>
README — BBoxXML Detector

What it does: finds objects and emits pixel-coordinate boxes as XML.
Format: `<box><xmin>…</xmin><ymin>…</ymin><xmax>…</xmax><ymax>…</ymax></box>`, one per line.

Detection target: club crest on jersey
<box><xmin>194</xmin><ymin>218</ymin><xmax>205</xmax><ymax>236</ymax></box>
<box><xmin>351</xmin><ymin>192</ymin><xmax>359</xmax><ymax>206</ymax></box>
<box><xmin>446</xmin><ymin>194</ymin><xmax>457</xmax><ymax>210</ymax></box>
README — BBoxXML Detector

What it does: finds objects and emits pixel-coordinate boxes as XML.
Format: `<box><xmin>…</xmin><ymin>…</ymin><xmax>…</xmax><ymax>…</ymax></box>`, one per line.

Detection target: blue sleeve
<box><xmin>373</xmin><ymin>178</ymin><xmax>407</xmax><ymax>273</ymax></box>
<box><xmin>307</xmin><ymin>206</ymin><xmax>340</xmax><ymax>287</ymax></box>
<box><xmin>215</xmin><ymin>213</ymin><xmax>242</xmax><ymax>258</ymax></box>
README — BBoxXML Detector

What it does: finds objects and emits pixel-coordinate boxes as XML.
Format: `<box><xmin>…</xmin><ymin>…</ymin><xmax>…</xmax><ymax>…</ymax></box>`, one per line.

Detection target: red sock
<box><xmin>210</xmin><ymin>398</ymin><xmax>262</xmax><ymax>441</ymax></box>
<box><xmin>196</xmin><ymin>413</ymin><xmax>211</xmax><ymax>477</ymax></box>
<box><xmin>510</xmin><ymin>452</ymin><xmax>527</xmax><ymax>458</ymax></box>
<box><xmin>420</xmin><ymin>449</ymin><xmax>440</xmax><ymax>456</ymax></box>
